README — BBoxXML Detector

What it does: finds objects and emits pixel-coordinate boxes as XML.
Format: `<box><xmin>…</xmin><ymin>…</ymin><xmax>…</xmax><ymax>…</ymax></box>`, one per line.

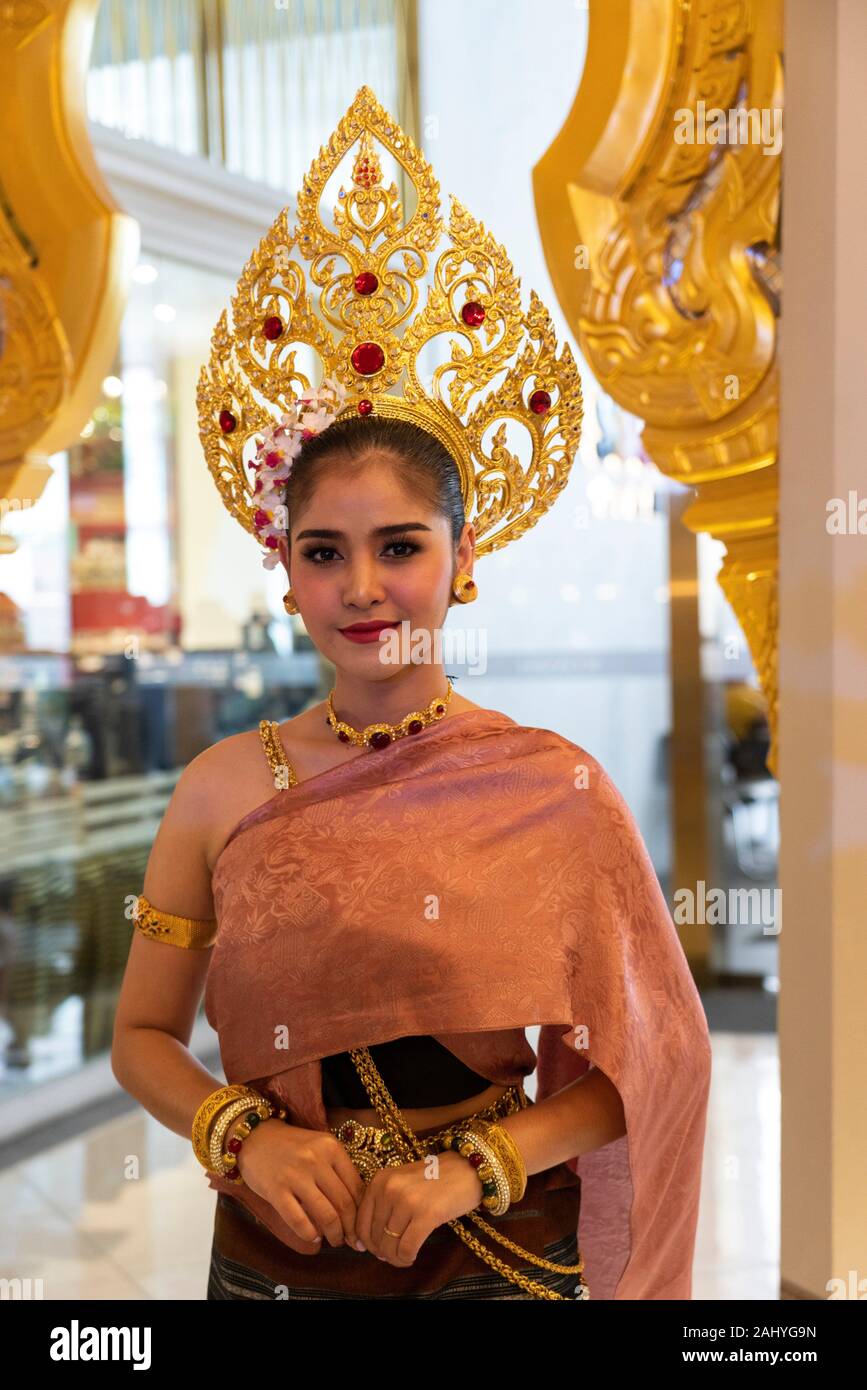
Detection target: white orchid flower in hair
<box><xmin>252</xmin><ymin>377</ymin><xmax>349</xmax><ymax>567</ymax></box>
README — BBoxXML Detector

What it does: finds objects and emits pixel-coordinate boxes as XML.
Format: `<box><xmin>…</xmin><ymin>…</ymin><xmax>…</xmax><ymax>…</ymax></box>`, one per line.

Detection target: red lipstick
<box><xmin>338</xmin><ymin>621</ymin><xmax>401</xmax><ymax>644</ymax></box>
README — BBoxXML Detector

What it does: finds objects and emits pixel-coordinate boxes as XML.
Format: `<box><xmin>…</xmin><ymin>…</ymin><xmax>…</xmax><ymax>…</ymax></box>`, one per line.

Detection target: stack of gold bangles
<box><xmin>444</xmin><ymin>1116</ymin><xmax>527</xmax><ymax>1214</ymax></box>
<box><xmin>192</xmin><ymin>1083</ymin><xmax>285</xmax><ymax>1186</ymax></box>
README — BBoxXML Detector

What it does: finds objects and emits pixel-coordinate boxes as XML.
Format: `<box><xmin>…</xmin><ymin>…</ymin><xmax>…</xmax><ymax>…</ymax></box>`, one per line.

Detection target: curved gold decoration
<box><xmin>0</xmin><ymin>0</ymin><xmax>138</xmax><ymax>552</ymax></box>
<box><xmin>533</xmin><ymin>0</ymin><xmax>782</xmax><ymax>773</ymax></box>
<box><xmin>198</xmin><ymin>86</ymin><xmax>583</xmax><ymax>560</ymax></box>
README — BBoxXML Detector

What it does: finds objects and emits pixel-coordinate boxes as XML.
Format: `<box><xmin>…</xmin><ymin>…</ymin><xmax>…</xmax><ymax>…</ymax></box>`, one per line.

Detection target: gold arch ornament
<box><xmin>0</xmin><ymin>0</ymin><xmax>138</xmax><ymax>554</ymax></box>
<box><xmin>533</xmin><ymin>0</ymin><xmax>782</xmax><ymax>773</ymax></box>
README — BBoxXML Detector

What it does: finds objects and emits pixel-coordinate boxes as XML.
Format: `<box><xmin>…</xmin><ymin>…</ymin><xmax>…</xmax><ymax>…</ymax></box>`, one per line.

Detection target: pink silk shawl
<box><xmin>204</xmin><ymin>707</ymin><xmax>712</xmax><ymax>1299</ymax></box>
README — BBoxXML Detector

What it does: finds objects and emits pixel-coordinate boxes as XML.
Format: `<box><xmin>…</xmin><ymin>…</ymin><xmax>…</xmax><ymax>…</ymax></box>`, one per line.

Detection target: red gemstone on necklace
<box><xmin>462</xmin><ymin>301</ymin><xmax>485</xmax><ymax>326</ymax></box>
<box><xmin>434</xmin><ymin>704</ymin><xmax>445</xmax><ymax>714</ymax></box>
<box><xmin>218</xmin><ymin>409</ymin><xmax>236</xmax><ymax>433</ymax></box>
<box><xmin>358</xmin><ymin>398</ymin><xmax>373</xmax><ymax>416</ymax></box>
<box><xmin>354</xmin><ymin>271</ymin><xmax>379</xmax><ymax>295</ymax></box>
<box><xmin>337</xmin><ymin>729</ymin><xmax>351</xmax><ymax>743</ymax></box>
<box><xmin>370</xmin><ymin>731</ymin><xmax>392</xmax><ymax>749</ymax></box>
<box><xmin>351</xmin><ymin>341</ymin><xmax>385</xmax><ymax>375</ymax></box>
<box><xmin>263</xmin><ymin>315</ymin><xmax>284</xmax><ymax>340</ymax></box>
<box><xmin>529</xmin><ymin>389</ymin><xmax>551</xmax><ymax>414</ymax></box>
<box><xmin>407</xmin><ymin>719</ymin><xmax>424</xmax><ymax>734</ymax></box>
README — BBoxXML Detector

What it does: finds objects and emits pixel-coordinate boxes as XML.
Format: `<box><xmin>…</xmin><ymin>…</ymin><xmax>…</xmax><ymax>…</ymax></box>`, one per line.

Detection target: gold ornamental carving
<box><xmin>0</xmin><ymin>0</ymin><xmax>138</xmax><ymax>553</ymax></box>
<box><xmin>533</xmin><ymin>0</ymin><xmax>782</xmax><ymax>773</ymax></box>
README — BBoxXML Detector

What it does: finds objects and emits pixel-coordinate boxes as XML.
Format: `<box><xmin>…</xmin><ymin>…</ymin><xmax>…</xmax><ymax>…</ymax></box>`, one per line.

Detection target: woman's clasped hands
<box><xmin>234</xmin><ymin>1119</ymin><xmax>484</xmax><ymax>1266</ymax></box>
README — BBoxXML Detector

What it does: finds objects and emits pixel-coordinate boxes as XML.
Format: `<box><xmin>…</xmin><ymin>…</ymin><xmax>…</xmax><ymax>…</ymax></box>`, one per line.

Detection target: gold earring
<box><xmin>283</xmin><ymin>589</ymin><xmax>299</xmax><ymax>615</ymax></box>
<box><xmin>452</xmin><ymin>573</ymin><xmax>477</xmax><ymax>604</ymax></box>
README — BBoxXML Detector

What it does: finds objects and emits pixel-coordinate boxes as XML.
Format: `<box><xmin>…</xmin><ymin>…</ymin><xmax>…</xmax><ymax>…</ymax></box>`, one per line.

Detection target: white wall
<box><xmin>417</xmin><ymin>0</ymin><xmax>671</xmax><ymax>855</ymax></box>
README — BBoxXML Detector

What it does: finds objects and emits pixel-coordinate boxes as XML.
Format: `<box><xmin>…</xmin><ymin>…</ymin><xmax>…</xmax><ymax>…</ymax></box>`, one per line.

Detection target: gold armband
<box><xmin>133</xmin><ymin>893</ymin><xmax>217</xmax><ymax>949</ymax></box>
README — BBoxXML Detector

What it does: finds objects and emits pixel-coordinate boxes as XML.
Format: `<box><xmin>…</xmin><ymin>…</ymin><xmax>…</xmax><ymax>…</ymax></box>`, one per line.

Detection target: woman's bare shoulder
<box><xmin>179</xmin><ymin>726</ymin><xmax>261</xmax><ymax>791</ymax></box>
<box><xmin>182</xmin><ymin>706</ymin><xmax>322</xmax><ymax>787</ymax></box>
<box><xmin>164</xmin><ymin>712</ymin><xmax>318</xmax><ymax>875</ymax></box>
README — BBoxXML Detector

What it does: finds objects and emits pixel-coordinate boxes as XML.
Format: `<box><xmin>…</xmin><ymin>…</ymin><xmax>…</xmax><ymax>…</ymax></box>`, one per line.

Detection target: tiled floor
<box><xmin>1</xmin><ymin>1031</ymin><xmax>778</xmax><ymax>1300</ymax></box>
<box><xmin>693</xmin><ymin>1032</ymin><xmax>779</xmax><ymax>1300</ymax></box>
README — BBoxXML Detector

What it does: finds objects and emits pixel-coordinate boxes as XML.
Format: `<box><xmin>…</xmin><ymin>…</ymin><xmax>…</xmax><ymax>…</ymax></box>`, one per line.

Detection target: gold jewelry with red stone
<box><xmin>191</xmin><ymin>1084</ymin><xmax>263</xmax><ymax>1170</ymax></box>
<box><xmin>325</xmin><ymin>678</ymin><xmax>454</xmax><ymax>750</ymax></box>
<box><xmin>198</xmin><ymin>86</ymin><xmax>583</xmax><ymax>565</ymax></box>
<box><xmin>466</xmin><ymin>1118</ymin><xmax>528</xmax><ymax>1203</ymax></box>
<box><xmin>210</xmin><ymin>1096</ymin><xmax>287</xmax><ymax>1184</ymax></box>
<box><xmin>452</xmin><ymin>572</ymin><xmax>477</xmax><ymax>603</ymax></box>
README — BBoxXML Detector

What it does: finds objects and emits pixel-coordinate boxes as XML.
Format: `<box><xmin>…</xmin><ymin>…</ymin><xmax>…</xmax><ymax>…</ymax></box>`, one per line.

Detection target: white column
<box><xmin>780</xmin><ymin>0</ymin><xmax>867</xmax><ymax>1300</ymax></box>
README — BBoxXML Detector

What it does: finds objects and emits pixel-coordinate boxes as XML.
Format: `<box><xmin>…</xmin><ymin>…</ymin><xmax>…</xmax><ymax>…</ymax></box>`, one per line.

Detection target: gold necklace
<box><xmin>325</xmin><ymin>679</ymin><xmax>454</xmax><ymax>750</ymax></box>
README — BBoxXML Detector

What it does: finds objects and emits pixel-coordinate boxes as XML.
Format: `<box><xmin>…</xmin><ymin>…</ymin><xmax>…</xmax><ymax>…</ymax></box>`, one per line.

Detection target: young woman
<box><xmin>111</xmin><ymin>87</ymin><xmax>712</xmax><ymax>1300</ymax></box>
<box><xmin>112</xmin><ymin>412</ymin><xmax>712</xmax><ymax>1301</ymax></box>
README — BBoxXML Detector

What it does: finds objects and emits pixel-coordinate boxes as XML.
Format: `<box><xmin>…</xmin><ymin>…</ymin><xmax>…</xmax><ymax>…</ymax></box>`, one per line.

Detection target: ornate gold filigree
<box><xmin>533</xmin><ymin>0</ymin><xmax>782</xmax><ymax>772</ymax></box>
<box><xmin>0</xmin><ymin>0</ymin><xmax>137</xmax><ymax>545</ymax></box>
<box><xmin>198</xmin><ymin>86</ymin><xmax>583</xmax><ymax>560</ymax></box>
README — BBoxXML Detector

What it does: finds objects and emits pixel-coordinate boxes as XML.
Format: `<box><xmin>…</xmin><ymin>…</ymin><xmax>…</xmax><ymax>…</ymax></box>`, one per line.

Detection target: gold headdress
<box><xmin>197</xmin><ymin>85</ymin><xmax>583</xmax><ymax>567</ymax></box>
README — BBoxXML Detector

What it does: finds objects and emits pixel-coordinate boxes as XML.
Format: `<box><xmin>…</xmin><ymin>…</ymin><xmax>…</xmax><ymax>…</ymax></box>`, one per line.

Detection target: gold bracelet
<box><xmin>475</xmin><ymin>1119</ymin><xmax>528</xmax><ymax>1203</ymax></box>
<box><xmin>217</xmin><ymin>1101</ymin><xmax>287</xmax><ymax>1184</ymax></box>
<box><xmin>453</xmin><ymin>1129</ymin><xmax>512</xmax><ymax>1215</ymax></box>
<box><xmin>210</xmin><ymin>1096</ymin><xmax>274</xmax><ymax>1176</ymax></box>
<box><xmin>191</xmin><ymin>1084</ymin><xmax>263</xmax><ymax>1170</ymax></box>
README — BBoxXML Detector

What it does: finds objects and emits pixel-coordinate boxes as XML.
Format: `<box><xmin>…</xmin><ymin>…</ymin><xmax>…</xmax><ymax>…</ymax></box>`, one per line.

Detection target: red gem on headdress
<box><xmin>265</xmin><ymin>535</ymin><xmax>279</xmax><ymax>549</ymax></box>
<box><xmin>218</xmin><ymin>409</ymin><xmax>236</xmax><ymax>433</ymax></box>
<box><xmin>468</xmin><ymin>1151</ymin><xmax>484</xmax><ymax>1168</ymax></box>
<box><xmin>358</xmin><ymin>399</ymin><xmax>373</xmax><ymax>416</ymax></box>
<box><xmin>407</xmin><ymin>720</ymin><xmax>424</xmax><ymax>734</ymax></box>
<box><xmin>370</xmin><ymin>731</ymin><xmax>392</xmax><ymax>750</ymax></box>
<box><xmin>254</xmin><ymin>509</ymin><xmax>272</xmax><ymax>528</ymax></box>
<box><xmin>351</xmin><ymin>342</ymin><xmax>385</xmax><ymax>375</ymax></box>
<box><xmin>529</xmin><ymin>389</ymin><xmax>551</xmax><ymax>414</ymax></box>
<box><xmin>354</xmin><ymin>272</ymin><xmax>379</xmax><ymax>296</ymax></box>
<box><xmin>263</xmin><ymin>315</ymin><xmax>284</xmax><ymax>340</ymax></box>
<box><xmin>461</xmin><ymin>301</ymin><xmax>485</xmax><ymax>327</ymax></box>
<box><xmin>227</xmin><ymin>1137</ymin><xmax>243</xmax><ymax>1154</ymax></box>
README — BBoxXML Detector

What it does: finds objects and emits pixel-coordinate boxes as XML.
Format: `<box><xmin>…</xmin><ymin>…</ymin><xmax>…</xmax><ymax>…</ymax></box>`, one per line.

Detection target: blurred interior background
<box><xmin>0</xmin><ymin>0</ymin><xmax>777</xmax><ymax>1112</ymax></box>
<box><xmin>5</xmin><ymin>0</ymin><xmax>839</xmax><ymax>1303</ymax></box>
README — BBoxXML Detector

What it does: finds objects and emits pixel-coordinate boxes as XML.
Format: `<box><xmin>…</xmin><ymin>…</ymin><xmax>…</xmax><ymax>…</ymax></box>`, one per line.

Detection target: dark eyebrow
<box><xmin>294</xmin><ymin>522</ymin><xmax>433</xmax><ymax>541</ymax></box>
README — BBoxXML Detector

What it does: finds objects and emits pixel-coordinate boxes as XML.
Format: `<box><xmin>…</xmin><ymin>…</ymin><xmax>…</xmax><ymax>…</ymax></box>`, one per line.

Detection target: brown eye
<box><xmin>385</xmin><ymin>540</ymin><xmax>420</xmax><ymax>558</ymax></box>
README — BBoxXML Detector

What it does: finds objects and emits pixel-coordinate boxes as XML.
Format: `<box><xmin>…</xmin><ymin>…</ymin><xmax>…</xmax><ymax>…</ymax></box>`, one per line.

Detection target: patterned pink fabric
<box><xmin>204</xmin><ymin>708</ymin><xmax>712</xmax><ymax>1299</ymax></box>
